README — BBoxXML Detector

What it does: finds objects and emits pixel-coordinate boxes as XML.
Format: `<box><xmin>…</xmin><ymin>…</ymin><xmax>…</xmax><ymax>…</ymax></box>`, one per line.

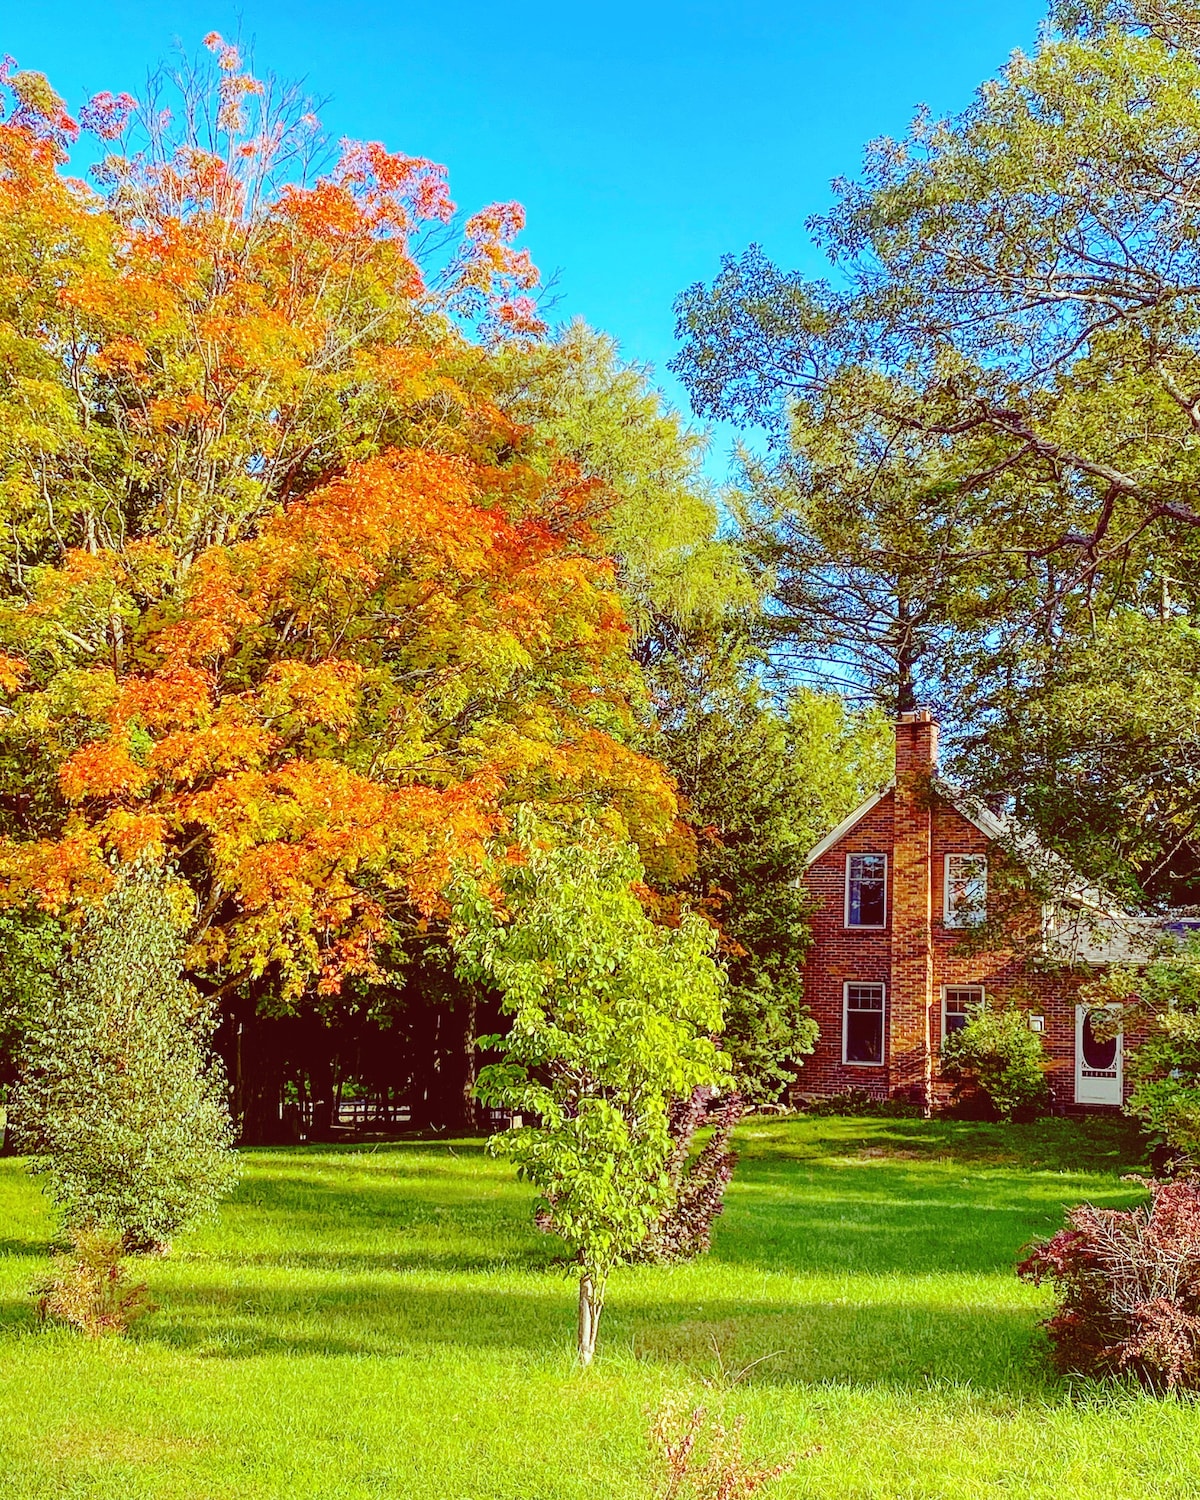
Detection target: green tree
<box><xmin>653</xmin><ymin>625</ymin><xmax>892</xmax><ymax>1104</ymax></box>
<box><xmin>0</xmin><ymin>909</ymin><xmax>65</xmax><ymax>1124</ymax></box>
<box><xmin>455</xmin><ymin>834</ymin><xmax>728</xmax><ymax>1365</ymax></box>
<box><xmin>671</xmin><ymin>2</ymin><xmax>1200</xmax><ymax>893</ymax></box>
<box><xmin>1086</xmin><ymin>938</ymin><xmax>1200</xmax><ymax>1159</ymax></box>
<box><xmin>496</xmin><ymin>321</ymin><xmax>751</xmax><ymax>634</ymax></box>
<box><xmin>10</xmin><ymin>861</ymin><xmax>238</xmax><ymax>1250</ymax></box>
<box><xmin>958</xmin><ymin>613</ymin><xmax>1200</xmax><ymax>907</ymax></box>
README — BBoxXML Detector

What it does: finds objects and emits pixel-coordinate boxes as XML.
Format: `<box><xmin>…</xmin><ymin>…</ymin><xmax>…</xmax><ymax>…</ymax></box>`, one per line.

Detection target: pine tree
<box><xmin>11</xmin><ymin>861</ymin><xmax>238</xmax><ymax>1251</ymax></box>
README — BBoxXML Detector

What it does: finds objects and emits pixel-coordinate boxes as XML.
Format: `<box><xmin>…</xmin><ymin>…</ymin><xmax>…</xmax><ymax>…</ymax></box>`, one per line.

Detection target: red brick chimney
<box><xmin>894</xmin><ymin>709</ymin><xmax>938</xmax><ymax>783</ymax></box>
<box><xmin>890</xmin><ymin>710</ymin><xmax>938</xmax><ymax>1112</ymax></box>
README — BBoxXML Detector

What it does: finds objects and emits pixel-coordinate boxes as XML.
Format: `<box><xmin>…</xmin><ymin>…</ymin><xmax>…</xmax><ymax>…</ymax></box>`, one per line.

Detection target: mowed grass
<box><xmin>0</xmin><ymin>1115</ymin><xmax>1196</xmax><ymax>1499</ymax></box>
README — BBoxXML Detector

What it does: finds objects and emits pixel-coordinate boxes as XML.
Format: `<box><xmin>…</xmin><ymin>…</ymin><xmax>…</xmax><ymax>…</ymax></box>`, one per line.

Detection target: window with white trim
<box><xmin>843</xmin><ymin>983</ymin><xmax>886</xmax><ymax>1065</ymax></box>
<box><xmin>942</xmin><ymin>985</ymin><xmax>983</xmax><ymax>1039</ymax></box>
<box><xmin>944</xmin><ymin>853</ymin><xmax>987</xmax><ymax>928</ymax></box>
<box><xmin>845</xmin><ymin>853</ymin><xmax>887</xmax><ymax>928</ymax></box>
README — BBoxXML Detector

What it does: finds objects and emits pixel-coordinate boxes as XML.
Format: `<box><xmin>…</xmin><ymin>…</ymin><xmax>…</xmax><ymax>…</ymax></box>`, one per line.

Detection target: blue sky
<box><xmin>5</xmin><ymin>1</ymin><xmax>1046</xmax><ymax>456</ymax></box>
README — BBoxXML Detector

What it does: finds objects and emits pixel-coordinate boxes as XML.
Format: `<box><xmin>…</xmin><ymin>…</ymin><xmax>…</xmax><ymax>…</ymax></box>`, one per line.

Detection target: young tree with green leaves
<box><xmin>651</xmin><ymin>621</ymin><xmax>892</xmax><ymax>1105</ymax></box>
<box><xmin>454</xmin><ymin>835</ymin><xmax>728</xmax><ymax>1365</ymax></box>
<box><xmin>10</xmin><ymin>861</ymin><xmax>238</xmax><ymax>1251</ymax></box>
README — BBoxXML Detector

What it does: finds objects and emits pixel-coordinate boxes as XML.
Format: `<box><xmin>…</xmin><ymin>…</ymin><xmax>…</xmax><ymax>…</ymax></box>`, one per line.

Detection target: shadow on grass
<box><xmin>112</xmin><ymin>1278</ymin><xmax>1049</xmax><ymax>1393</ymax></box>
<box><xmin>0</xmin><ymin>1238</ymin><xmax>51</xmax><ymax>1259</ymax></box>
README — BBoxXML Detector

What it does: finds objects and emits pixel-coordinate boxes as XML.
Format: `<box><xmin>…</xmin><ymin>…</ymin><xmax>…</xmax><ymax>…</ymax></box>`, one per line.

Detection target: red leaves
<box><xmin>1018</xmin><ymin>1176</ymin><xmax>1200</xmax><ymax>1389</ymax></box>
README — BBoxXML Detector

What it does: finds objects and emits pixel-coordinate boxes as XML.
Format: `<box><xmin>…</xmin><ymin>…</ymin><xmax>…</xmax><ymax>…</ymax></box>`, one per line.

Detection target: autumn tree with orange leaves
<box><xmin>0</xmin><ymin>39</ymin><xmax>705</xmax><ymax>1137</ymax></box>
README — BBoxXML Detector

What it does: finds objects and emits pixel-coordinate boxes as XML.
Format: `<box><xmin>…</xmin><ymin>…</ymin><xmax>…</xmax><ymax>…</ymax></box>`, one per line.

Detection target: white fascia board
<box><xmin>804</xmin><ymin>782</ymin><xmax>894</xmax><ymax>867</ymax></box>
<box><xmin>932</xmin><ymin>777</ymin><xmax>1009</xmax><ymax>844</ymax></box>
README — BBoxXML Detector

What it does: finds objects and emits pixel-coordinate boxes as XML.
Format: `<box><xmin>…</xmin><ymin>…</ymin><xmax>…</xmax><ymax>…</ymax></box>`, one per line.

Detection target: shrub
<box><xmin>10</xmin><ymin>860</ymin><xmax>239</xmax><ymax>1252</ymax></box>
<box><xmin>800</xmin><ymin>1088</ymin><xmax>921</xmax><ymax>1119</ymax></box>
<box><xmin>939</xmin><ymin>1006</ymin><xmax>1049</xmax><ymax>1120</ymax></box>
<box><xmin>635</xmin><ymin>1090</ymin><xmax>743</xmax><ymax>1263</ymax></box>
<box><xmin>1017</xmin><ymin>1176</ymin><xmax>1200</xmax><ymax>1390</ymax></box>
<box><xmin>650</xmin><ymin>1401</ymin><xmax>792</xmax><ymax>1500</ymax></box>
<box><xmin>35</xmin><ymin>1228</ymin><xmax>153</xmax><ymax>1338</ymax></box>
<box><xmin>1085</xmin><ymin>941</ymin><xmax>1200</xmax><ymax>1164</ymax></box>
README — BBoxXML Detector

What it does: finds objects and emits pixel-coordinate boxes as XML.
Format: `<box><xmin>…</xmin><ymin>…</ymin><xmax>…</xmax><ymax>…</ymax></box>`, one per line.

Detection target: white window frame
<box><xmin>844</xmin><ymin>852</ymin><xmax>888</xmax><ymax>929</ymax></box>
<box><xmin>944</xmin><ymin>853</ymin><xmax>987</xmax><ymax>929</ymax></box>
<box><xmin>941</xmin><ymin>984</ymin><xmax>984</xmax><ymax>1042</ymax></box>
<box><xmin>842</xmin><ymin>981</ymin><xmax>887</xmax><ymax>1067</ymax></box>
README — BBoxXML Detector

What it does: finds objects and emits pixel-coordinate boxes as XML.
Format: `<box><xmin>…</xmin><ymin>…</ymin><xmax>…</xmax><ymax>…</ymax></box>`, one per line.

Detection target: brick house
<box><xmin>799</xmin><ymin>709</ymin><xmax>1153</xmax><ymax>1113</ymax></box>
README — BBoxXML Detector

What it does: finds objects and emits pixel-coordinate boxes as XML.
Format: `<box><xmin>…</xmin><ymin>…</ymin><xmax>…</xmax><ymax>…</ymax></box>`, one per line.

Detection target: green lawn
<box><xmin>0</xmin><ymin>1115</ymin><xmax>1195</xmax><ymax>1499</ymax></box>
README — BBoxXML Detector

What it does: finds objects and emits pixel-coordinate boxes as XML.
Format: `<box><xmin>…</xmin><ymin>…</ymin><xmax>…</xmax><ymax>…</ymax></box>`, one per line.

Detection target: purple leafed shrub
<box><xmin>1017</xmin><ymin>1176</ymin><xmax>1200</xmax><ymax>1390</ymax></box>
<box><xmin>636</xmin><ymin>1089</ymin><xmax>743</xmax><ymax>1263</ymax></box>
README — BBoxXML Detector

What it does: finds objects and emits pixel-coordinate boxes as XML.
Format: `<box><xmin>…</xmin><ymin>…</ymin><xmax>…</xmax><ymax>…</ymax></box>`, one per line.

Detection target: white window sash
<box><xmin>940</xmin><ymin>985</ymin><xmax>984</xmax><ymax>1040</ymax></box>
<box><xmin>944</xmin><ymin>853</ymin><xmax>987</xmax><ymax>928</ymax></box>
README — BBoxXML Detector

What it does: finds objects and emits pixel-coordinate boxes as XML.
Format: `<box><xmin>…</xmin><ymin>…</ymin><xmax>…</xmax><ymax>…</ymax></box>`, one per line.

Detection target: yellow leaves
<box><xmin>0</xmin><ymin>826</ymin><xmax>110</xmax><ymax>914</ymax></box>
<box><xmin>93</xmin><ymin>335</ymin><xmax>149</xmax><ymax>374</ymax></box>
<box><xmin>145</xmin><ymin>718</ymin><xmax>274</xmax><ymax>786</ymax></box>
<box><xmin>259</xmin><ymin>660</ymin><xmax>363</xmax><ymax>731</ymax></box>
<box><xmin>117</xmin><ymin>665</ymin><xmax>212</xmax><ymax>731</ymax></box>
<box><xmin>146</xmin><ymin>393</ymin><xmax>216</xmax><ymax>432</ymax></box>
<box><xmin>0</xmin><ymin>653</ymin><xmax>26</xmax><ymax>693</ymax></box>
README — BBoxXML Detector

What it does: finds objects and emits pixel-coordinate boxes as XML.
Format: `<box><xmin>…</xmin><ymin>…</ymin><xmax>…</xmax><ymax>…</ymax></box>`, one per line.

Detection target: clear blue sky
<box><xmin>5</xmin><ymin>1</ymin><xmax>1046</xmax><ymax>451</ymax></box>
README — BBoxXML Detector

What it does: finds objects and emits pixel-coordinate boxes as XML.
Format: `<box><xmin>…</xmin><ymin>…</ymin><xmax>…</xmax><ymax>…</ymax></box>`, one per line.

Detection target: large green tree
<box><xmin>672</xmin><ymin>0</ymin><xmax>1200</xmax><ymax>900</ymax></box>
<box><xmin>651</xmin><ymin>622</ymin><xmax>892</xmax><ymax>1104</ymax></box>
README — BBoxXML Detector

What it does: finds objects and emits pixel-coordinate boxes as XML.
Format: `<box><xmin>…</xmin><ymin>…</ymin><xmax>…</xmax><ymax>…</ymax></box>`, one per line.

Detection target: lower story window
<box><xmin>942</xmin><ymin>986</ymin><xmax>984</xmax><ymax>1039</ymax></box>
<box><xmin>844</xmin><ymin>983</ymin><xmax>885</xmax><ymax>1065</ymax></box>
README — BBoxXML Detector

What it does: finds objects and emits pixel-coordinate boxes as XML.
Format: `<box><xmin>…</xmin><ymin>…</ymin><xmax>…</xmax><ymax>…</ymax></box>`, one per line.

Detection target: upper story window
<box><xmin>845</xmin><ymin>853</ymin><xmax>887</xmax><ymax>928</ymax></box>
<box><xmin>944</xmin><ymin>853</ymin><xmax>987</xmax><ymax>928</ymax></box>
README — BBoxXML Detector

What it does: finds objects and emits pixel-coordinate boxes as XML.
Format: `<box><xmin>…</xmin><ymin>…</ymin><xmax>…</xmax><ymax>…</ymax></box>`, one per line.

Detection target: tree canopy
<box><xmin>0</xmin><ymin>42</ymin><xmax>707</xmax><ymax>1011</ymax></box>
<box><xmin>671</xmin><ymin>0</ymin><xmax>1200</xmax><ymax>903</ymax></box>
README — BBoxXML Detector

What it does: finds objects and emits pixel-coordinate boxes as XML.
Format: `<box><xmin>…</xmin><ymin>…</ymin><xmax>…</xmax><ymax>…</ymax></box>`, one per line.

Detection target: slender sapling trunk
<box><xmin>577</xmin><ymin>1271</ymin><xmax>605</xmax><ymax>1367</ymax></box>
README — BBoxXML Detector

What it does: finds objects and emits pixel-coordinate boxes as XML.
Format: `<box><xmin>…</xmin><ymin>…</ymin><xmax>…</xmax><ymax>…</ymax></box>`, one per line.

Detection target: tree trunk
<box><xmin>308</xmin><ymin>1054</ymin><xmax>336</xmax><ymax>1142</ymax></box>
<box><xmin>461</xmin><ymin>991</ymin><xmax>478</xmax><ymax>1132</ymax></box>
<box><xmin>577</xmin><ymin>1272</ymin><xmax>605</xmax><ymax>1367</ymax></box>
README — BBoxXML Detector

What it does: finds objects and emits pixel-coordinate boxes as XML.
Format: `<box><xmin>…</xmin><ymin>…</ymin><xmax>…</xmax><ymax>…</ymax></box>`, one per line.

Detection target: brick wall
<box><xmin>803</xmin><ymin>789</ymin><xmax>895</xmax><ymax>1100</ymax></box>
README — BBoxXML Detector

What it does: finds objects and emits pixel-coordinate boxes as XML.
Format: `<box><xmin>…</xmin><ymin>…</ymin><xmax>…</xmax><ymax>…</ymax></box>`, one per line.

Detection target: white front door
<box><xmin>1075</xmin><ymin>1005</ymin><xmax>1123</xmax><ymax>1106</ymax></box>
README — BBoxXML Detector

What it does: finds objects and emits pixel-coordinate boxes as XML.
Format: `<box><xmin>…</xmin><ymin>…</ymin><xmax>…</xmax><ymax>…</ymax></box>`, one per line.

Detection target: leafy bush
<box><xmin>1086</xmin><ymin>941</ymin><xmax>1200</xmax><ymax>1164</ymax></box>
<box><xmin>10</xmin><ymin>861</ymin><xmax>239</xmax><ymax>1252</ymax></box>
<box><xmin>1017</xmin><ymin>1176</ymin><xmax>1200</xmax><ymax>1391</ymax></box>
<box><xmin>939</xmin><ymin>1007</ymin><xmax>1049</xmax><ymax>1120</ymax></box>
<box><xmin>35</xmin><ymin>1228</ymin><xmax>153</xmax><ymax>1338</ymax></box>
<box><xmin>635</xmin><ymin>1090</ymin><xmax>742</xmax><ymax>1263</ymax></box>
<box><xmin>650</xmin><ymin>1401</ymin><xmax>792</xmax><ymax>1499</ymax></box>
<box><xmin>800</xmin><ymin>1088</ymin><xmax>921</xmax><ymax>1119</ymax></box>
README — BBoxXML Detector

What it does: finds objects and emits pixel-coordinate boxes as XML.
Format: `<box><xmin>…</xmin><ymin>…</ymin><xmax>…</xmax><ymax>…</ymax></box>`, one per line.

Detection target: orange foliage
<box><xmin>0</xmin><ymin>43</ymin><xmax>680</xmax><ymax>1001</ymax></box>
<box><xmin>0</xmin><ymin>448</ymin><xmax>677</xmax><ymax>997</ymax></box>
